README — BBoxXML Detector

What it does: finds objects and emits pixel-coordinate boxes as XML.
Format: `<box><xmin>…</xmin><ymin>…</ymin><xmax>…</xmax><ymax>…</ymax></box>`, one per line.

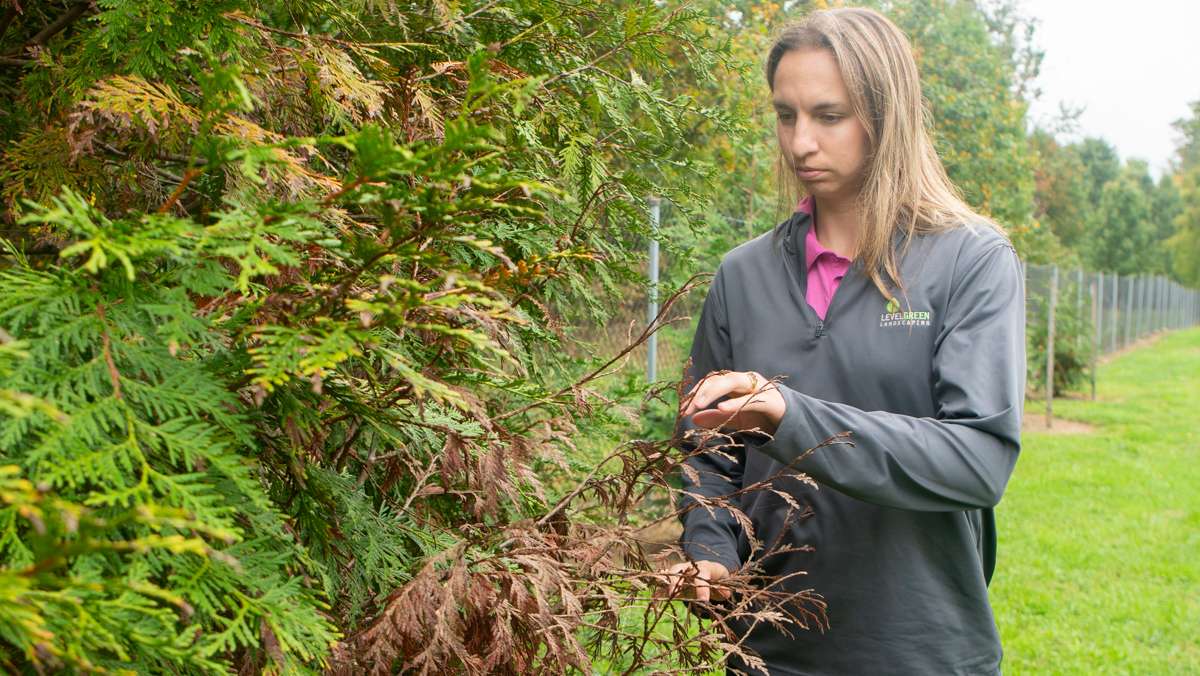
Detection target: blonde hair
<box><xmin>766</xmin><ymin>7</ymin><xmax>1003</xmax><ymax>298</ymax></box>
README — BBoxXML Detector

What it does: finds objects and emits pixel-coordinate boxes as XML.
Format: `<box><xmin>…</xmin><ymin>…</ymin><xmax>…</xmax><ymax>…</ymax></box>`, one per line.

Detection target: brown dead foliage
<box><xmin>327</xmin><ymin>284</ymin><xmax>842</xmax><ymax>674</ymax></box>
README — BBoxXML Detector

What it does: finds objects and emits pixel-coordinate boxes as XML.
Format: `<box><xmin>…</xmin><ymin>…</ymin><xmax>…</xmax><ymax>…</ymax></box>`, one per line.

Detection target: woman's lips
<box><xmin>796</xmin><ymin>168</ymin><xmax>827</xmax><ymax>180</ymax></box>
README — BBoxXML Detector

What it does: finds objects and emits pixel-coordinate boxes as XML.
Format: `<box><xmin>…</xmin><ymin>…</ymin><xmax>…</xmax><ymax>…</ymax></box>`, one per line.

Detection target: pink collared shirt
<box><xmin>797</xmin><ymin>196</ymin><xmax>852</xmax><ymax>320</ymax></box>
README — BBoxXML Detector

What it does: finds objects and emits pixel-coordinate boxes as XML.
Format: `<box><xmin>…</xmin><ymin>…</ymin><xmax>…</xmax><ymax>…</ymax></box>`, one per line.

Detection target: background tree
<box><xmin>1087</xmin><ymin>162</ymin><xmax>1158</xmax><ymax>274</ymax></box>
<box><xmin>1168</xmin><ymin>100</ymin><xmax>1200</xmax><ymax>285</ymax></box>
<box><xmin>891</xmin><ymin>0</ymin><xmax>1038</xmax><ymax>229</ymax></box>
<box><xmin>1149</xmin><ymin>173</ymin><xmax>1183</xmax><ymax>276</ymax></box>
<box><xmin>1076</xmin><ymin>137</ymin><xmax>1123</xmax><ymax>208</ymax></box>
<box><xmin>1030</xmin><ymin>129</ymin><xmax>1088</xmax><ymax>253</ymax></box>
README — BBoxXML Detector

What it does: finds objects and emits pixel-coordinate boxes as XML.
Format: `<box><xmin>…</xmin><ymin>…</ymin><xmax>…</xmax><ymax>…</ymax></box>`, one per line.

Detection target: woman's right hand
<box><xmin>681</xmin><ymin>370</ymin><xmax>785</xmax><ymax>436</ymax></box>
<box><xmin>661</xmin><ymin>560</ymin><xmax>731</xmax><ymax>602</ymax></box>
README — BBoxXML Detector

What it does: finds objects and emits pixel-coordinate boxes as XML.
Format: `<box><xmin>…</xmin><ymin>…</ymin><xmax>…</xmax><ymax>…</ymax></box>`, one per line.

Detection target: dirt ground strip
<box><xmin>1097</xmin><ymin>331</ymin><xmax>1165</xmax><ymax>365</ymax></box>
<box><xmin>1021</xmin><ymin>414</ymin><xmax>1095</xmax><ymax>435</ymax></box>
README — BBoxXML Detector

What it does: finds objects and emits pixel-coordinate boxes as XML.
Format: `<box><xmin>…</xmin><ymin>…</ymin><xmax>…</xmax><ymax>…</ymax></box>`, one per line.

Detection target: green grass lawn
<box><xmin>992</xmin><ymin>328</ymin><xmax>1200</xmax><ymax>674</ymax></box>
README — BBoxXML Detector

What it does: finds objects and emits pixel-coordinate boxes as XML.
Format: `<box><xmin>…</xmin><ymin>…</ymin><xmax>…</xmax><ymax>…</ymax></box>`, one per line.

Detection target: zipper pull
<box><xmin>814</xmin><ymin>319</ymin><xmax>825</xmax><ymax>338</ymax></box>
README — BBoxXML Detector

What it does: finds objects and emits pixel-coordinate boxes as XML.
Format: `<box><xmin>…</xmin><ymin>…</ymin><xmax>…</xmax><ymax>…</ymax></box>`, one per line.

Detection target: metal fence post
<box><xmin>1148</xmin><ymin>275</ymin><xmax>1154</xmax><ymax>333</ymax></box>
<box><xmin>1155</xmin><ymin>276</ymin><xmax>1162</xmax><ymax>332</ymax></box>
<box><xmin>1162</xmin><ymin>277</ymin><xmax>1168</xmax><ymax>331</ymax></box>
<box><xmin>1076</xmin><ymin>268</ymin><xmax>1085</xmax><ymax>357</ymax></box>
<box><xmin>1179</xmin><ymin>282</ymin><xmax>1184</xmax><ymax>328</ymax></box>
<box><xmin>1137</xmin><ymin>274</ymin><xmax>1147</xmax><ymax>338</ymax></box>
<box><xmin>1091</xmin><ymin>275</ymin><xmax>1100</xmax><ymax>400</ymax></box>
<box><xmin>1045</xmin><ymin>265</ymin><xmax>1058</xmax><ymax>428</ymax></box>
<box><xmin>1110</xmin><ymin>273</ymin><xmax>1118</xmax><ymax>353</ymax></box>
<box><xmin>1134</xmin><ymin>276</ymin><xmax>1142</xmax><ymax>339</ymax></box>
<box><xmin>646</xmin><ymin>195</ymin><xmax>660</xmax><ymax>384</ymax></box>
<box><xmin>1136</xmin><ymin>276</ymin><xmax>1145</xmax><ymax>339</ymax></box>
<box><xmin>1146</xmin><ymin>276</ymin><xmax>1154</xmax><ymax>336</ymax></box>
<box><xmin>1156</xmin><ymin>276</ymin><xmax>1162</xmax><ymax>331</ymax></box>
<box><xmin>1149</xmin><ymin>275</ymin><xmax>1156</xmax><ymax>333</ymax></box>
<box><xmin>1173</xmin><ymin>281</ymin><xmax>1178</xmax><ymax>328</ymax></box>
<box><xmin>1176</xmin><ymin>282</ymin><xmax>1185</xmax><ymax>328</ymax></box>
<box><xmin>1181</xmin><ymin>283</ymin><xmax>1185</xmax><ymax>328</ymax></box>
<box><xmin>1167</xmin><ymin>279</ymin><xmax>1173</xmax><ymax>329</ymax></box>
<box><xmin>1156</xmin><ymin>277</ymin><xmax>1166</xmax><ymax>331</ymax></box>
<box><xmin>1176</xmin><ymin>282</ymin><xmax>1181</xmax><ymax>329</ymax></box>
<box><xmin>1124</xmin><ymin>275</ymin><xmax>1133</xmax><ymax>347</ymax></box>
<box><xmin>1169</xmin><ymin>280</ymin><xmax>1175</xmax><ymax>329</ymax></box>
<box><xmin>1163</xmin><ymin>277</ymin><xmax>1169</xmax><ymax>331</ymax></box>
<box><xmin>1156</xmin><ymin>277</ymin><xmax>1166</xmax><ymax>333</ymax></box>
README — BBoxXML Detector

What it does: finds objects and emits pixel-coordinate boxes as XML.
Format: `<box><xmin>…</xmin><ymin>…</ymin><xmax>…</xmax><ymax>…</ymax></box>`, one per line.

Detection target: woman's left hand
<box><xmin>680</xmin><ymin>370</ymin><xmax>787</xmax><ymax>435</ymax></box>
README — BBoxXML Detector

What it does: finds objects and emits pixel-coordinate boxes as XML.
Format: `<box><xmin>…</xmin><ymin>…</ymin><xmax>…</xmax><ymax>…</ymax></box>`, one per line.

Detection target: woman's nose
<box><xmin>789</xmin><ymin>120</ymin><xmax>819</xmax><ymax>160</ymax></box>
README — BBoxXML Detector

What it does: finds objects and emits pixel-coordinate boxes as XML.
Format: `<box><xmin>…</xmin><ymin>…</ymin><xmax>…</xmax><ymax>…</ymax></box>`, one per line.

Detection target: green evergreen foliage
<box><xmin>0</xmin><ymin>0</ymin><xmax>742</xmax><ymax>672</ymax></box>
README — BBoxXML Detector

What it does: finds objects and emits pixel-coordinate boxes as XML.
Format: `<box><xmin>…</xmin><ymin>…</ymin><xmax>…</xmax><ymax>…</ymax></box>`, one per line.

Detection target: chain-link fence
<box><xmin>1023</xmin><ymin>263</ymin><xmax>1200</xmax><ymax>424</ymax></box>
<box><xmin>576</xmin><ymin>234</ymin><xmax>1200</xmax><ymax>420</ymax></box>
<box><xmin>1024</xmin><ymin>264</ymin><xmax>1200</xmax><ymax>359</ymax></box>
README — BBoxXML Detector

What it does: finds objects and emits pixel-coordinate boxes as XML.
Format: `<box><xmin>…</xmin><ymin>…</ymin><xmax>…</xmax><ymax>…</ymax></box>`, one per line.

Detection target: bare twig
<box><xmin>224</xmin><ymin>11</ymin><xmax>421</xmax><ymax>50</ymax></box>
<box><xmin>157</xmin><ymin>167</ymin><xmax>202</xmax><ymax>214</ymax></box>
<box><xmin>0</xmin><ymin>5</ymin><xmax>19</xmax><ymax>44</ymax></box>
<box><xmin>497</xmin><ymin>273</ymin><xmax>710</xmax><ymax>423</ymax></box>
<box><xmin>423</xmin><ymin>0</ymin><xmax>501</xmax><ymax>33</ymax></box>
<box><xmin>1</xmin><ymin>0</ymin><xmax>89</xmax><ymax>58</ymax></box>
<box><xmin>97</xmin><ymin>302</ymin><xmax>122</xmax><ymax>400</ymax></box>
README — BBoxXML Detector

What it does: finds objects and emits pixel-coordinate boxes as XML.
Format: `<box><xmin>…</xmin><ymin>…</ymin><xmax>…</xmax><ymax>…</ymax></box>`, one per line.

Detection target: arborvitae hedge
<box><xmin>0</xmin><ymin>1</ymin><xmax>773</xmax><ymax>672</ymax></box>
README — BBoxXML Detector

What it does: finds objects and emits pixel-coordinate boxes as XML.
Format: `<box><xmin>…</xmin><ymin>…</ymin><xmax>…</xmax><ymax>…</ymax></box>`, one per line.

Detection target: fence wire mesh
<box><xmin>1025</xmin><ymin>264</ymin><xmax>1200</xmax><ymax>352</ymax></box>
<box><xmin>576</xmin><ymin>231</ymin><xmax>1200</xmax><ymax>400</ymax></box>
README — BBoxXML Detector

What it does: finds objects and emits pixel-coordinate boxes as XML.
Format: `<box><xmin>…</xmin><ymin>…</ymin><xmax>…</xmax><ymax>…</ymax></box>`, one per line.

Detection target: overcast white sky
<box><xmin>1019</xmin><ymin>0</ymin><xmax>1200</xmax><ymax>177</ymax></box>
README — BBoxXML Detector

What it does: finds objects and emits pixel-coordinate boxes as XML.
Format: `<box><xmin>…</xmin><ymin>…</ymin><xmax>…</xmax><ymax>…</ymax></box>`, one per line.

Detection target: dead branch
<box><xmin>1</xmin><ymin>0</ymin><xmax>88</xmax><ymax>59</ymax></box>
<box><xmin>497</xmin><ymin>272</ymin><xmax>711</xmax><ymax>423</ymax></box>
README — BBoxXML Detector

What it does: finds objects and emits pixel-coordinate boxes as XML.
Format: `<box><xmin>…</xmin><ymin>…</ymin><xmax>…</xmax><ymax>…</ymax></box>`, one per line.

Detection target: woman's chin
<box><xmin>799</xmin><ymin>181</ymin><xmax>855</xmax><ymax>205</ymax></box>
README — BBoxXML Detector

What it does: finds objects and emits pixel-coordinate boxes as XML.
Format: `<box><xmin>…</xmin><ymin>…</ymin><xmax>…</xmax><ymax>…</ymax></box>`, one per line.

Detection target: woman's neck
<box><xmin>812</xmin><ymin>196</ymin><xmax>860</xmax><ymax>258</ymax></box>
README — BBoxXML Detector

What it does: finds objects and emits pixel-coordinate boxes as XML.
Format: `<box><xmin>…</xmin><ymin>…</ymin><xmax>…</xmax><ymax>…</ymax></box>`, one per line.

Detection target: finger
<box><xmin>664</xmin><ymin>563</ymin><xmax>694</xmax><ymax>598</ymax></box>
<box><xmin>683</xmin><ymin>372</ymin><xmax>743</xmax><ymax>417</ymax></box>
<box><xmin>692</xmin><ymin>573</ymin><xmax>710</xmax><ymax>603</ymax></box>
<box><xmin>686</xmin><ymin>371</ymin><xmax>743</xmax><ymax>414</ymax></box>
<box><xmin>711</xmin><ymin>582</ymin><xmax>731</xmax><ymax>602</ymax></box>
<box><xmin>663</xmin><ymin>565</ymin><xmax>682</xmax><ymax>596</ymax></box>
<box><xmin>691</xmin><ymin>392</ymin><xmax>761</xmax><ymax>429</ymax></box>
<box><xmin>681</xmin><ymin>376</ymin><xmax>720</xmax><ymax>417</ymax></box>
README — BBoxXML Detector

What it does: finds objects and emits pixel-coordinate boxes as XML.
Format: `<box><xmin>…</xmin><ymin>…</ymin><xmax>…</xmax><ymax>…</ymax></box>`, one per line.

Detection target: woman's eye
<box><xmin>820</xmin><ymin>114</ymin><xmax>842</xmax><ymax>124</ymax></box>
<box><xmin>777</xmin><ymin>114</ymin><xmax>795</xmax><ymax>124</ymax></box>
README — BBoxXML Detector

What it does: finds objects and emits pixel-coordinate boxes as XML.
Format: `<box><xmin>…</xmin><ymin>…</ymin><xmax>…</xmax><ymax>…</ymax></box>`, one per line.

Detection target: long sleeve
<box><xmin>676</xmin><ymin>268</ymin><xmax>745</xmax><ymax>572</ymax></box>
<box><xmin>755</xmin><ymin>241</ymin><xmax>1025</xmax><ymax>511</ymax></box>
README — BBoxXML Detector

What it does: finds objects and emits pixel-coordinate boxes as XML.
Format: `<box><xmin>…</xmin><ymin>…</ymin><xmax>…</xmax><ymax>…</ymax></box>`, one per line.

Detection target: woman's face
<box><xmin>772</xmin><ymin>48</ymin><xmax>870</xmax><ymax>206</ymax></box>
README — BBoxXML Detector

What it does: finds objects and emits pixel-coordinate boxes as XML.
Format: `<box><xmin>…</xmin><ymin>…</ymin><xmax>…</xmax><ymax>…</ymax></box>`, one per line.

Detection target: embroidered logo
<box><xmin>880</xmin><ymin>297</ymin><xmax>933</xmax><ymax>328</ymax></box>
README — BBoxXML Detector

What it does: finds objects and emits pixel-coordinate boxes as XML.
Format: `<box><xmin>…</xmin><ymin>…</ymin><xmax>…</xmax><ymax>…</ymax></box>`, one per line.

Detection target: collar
<box><xmin>804</xmin><ymin>225</ymin><xmax>852</xmax><ymax>270</ymax></box>
<box><xmin>798</xmin><ymin>196</ymin><xmax>852</xmax><ymax>270</ymax></box>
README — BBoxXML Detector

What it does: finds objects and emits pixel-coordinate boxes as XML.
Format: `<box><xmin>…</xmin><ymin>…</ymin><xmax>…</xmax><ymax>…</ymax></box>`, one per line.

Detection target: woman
<box><xmin>667</xmin><ymin>7</ymin><xmax>1024</xmax><ymax>675</ymax></box>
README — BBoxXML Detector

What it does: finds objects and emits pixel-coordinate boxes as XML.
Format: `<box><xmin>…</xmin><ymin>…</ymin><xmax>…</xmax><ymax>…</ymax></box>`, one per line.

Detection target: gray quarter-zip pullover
<box><xmin>678</xmin><ymin>209</ymin><xmax>1025</xmax><ymax>675</ymax></box>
